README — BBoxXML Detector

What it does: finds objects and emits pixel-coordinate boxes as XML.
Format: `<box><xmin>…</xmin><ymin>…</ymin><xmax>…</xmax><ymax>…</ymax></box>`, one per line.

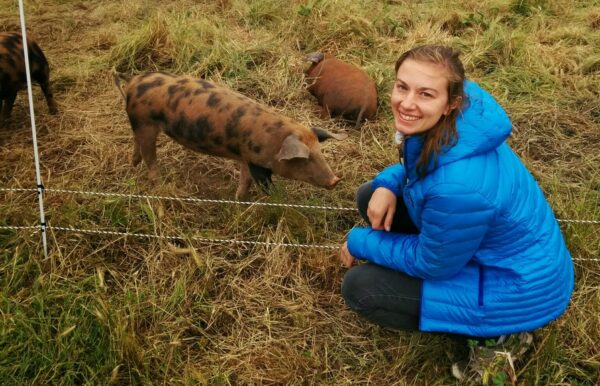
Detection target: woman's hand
<box><xmin>367</xmin><ymin>187</ymin><xmax>397</xmax><ymax>231</ymax></box>
<box><xmin>339</xmin><ymin>241</ymin><xmax>356</xmax><ymax>268</ymax></box>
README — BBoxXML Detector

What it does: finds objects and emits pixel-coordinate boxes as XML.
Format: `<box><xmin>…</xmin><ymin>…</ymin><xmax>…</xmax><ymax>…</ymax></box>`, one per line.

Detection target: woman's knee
<box><xmin>341</xmin><ymin>264</ymin><xmax>422</xmax><ymax>331</ymax></box>
<box><xmin>341</xmin><ymin>265</ymin><xmax>368</xmax><ymax>308</ymax></box>
<box><xmin>355</xmin><ymin>181</ymin><xmax>373</xmax><ymax>223</ymax></box>
<box><xmin>341</xmin><ymin>264</ymin><xmax>383</xmax><ymax>308</ymax></box>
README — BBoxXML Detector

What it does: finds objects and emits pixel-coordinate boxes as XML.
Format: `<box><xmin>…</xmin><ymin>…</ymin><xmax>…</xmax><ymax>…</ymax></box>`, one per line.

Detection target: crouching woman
<box><xmin>339</xmin><ymin>45</ymin><xmax>574</xmax><ymax>374</ymax></box>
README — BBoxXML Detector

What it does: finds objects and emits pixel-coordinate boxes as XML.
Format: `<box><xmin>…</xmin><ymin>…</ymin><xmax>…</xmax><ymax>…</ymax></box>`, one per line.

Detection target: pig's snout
<box><xmin>326</xmin><ymin>175</ymin><xmax>341</xmax><ymax>189</ymax></box>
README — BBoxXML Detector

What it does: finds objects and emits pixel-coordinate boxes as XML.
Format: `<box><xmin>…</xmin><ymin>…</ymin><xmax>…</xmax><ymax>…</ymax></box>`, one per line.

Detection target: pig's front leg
<box><xmin>248</xmin><ymin>163</ymin><xmax>273</xmax><ymax>194</ymax></box>
<box><xmin>236</xmin><ymin>162</ymin><xmax>253</xmax><ymax>200</ymax></box>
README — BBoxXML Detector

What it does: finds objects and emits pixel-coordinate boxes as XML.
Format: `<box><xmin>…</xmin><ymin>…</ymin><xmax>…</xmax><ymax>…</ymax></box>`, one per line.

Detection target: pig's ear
<box><xmin>312</xmin><ymin>127</ymin><xmax>348</xmax><ymax>142</ymax></box>
<box><xmin>276</xmin><ymin>134</ymin><xmax>310</xmax><ymax>161</ymax></box>
<box><xmin>305</xmin><ymin>52</ymin><xmax>324</xmax><ymax>64</ymax></box>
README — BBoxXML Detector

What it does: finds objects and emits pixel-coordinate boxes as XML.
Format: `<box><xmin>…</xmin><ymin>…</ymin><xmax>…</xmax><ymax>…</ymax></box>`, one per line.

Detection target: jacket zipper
<box><xmin>478</xmin><ymin>264</ymin><xmax>485</xmax><ymax>306</ymax></box>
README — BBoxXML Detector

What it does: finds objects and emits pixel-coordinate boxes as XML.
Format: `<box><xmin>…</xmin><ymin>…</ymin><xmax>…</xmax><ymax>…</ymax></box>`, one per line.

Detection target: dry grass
<box><xmin>1</xmin><ymin>0</ymin><xmax>599</xmax><ymax>385</ymax></box>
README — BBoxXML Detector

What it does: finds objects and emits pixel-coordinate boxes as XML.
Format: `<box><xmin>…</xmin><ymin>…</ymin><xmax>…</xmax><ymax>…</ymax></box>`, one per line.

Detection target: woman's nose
<box><xmin>400</xmin><ymin>93</ymin><xmax>416</xmax><ymax>109</ymax></box>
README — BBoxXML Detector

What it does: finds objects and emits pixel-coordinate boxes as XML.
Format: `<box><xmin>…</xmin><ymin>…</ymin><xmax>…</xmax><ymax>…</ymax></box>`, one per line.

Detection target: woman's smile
<box><xmin>398</xmin><ymin>112</ymin><xmax>421</xmax><ymax>122</ymax></box>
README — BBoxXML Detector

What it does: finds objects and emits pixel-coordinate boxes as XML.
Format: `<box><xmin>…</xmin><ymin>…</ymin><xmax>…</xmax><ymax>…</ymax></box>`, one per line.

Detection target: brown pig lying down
<box><xmin>304</xmin><ymin>52</ymin><xmax>377</xmax><ymax>129</ymax></box>
<box><xmin>114</xmin><ymin>72</ymin><xmax>346</xmax><ymax>199</ymax></box>
<box><xmin>0</xmin><ymin>32</ymin><xmax>58</xmax><ymax>124</ymax></box>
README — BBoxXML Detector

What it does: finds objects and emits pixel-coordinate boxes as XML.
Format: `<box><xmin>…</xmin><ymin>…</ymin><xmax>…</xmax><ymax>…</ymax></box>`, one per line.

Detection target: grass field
<box><xmin>1</xmin><ymin>0</ymin><xmax>599</xmax><ymax>384</ymax></box>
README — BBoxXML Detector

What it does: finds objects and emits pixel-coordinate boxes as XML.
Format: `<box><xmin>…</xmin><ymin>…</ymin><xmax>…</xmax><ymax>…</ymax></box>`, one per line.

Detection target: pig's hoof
<box><xmin>132</xmin><ymin>153</ymin><xmax>142</xmax><ymax>166</ymax></box>
<box><xmin>235</xmin><ymin>189</ymin><xmax>248</xmax><ymax>200</ymax></box>
<box><xmin>235</xmin><ymin>193</ymin><xmax>247</xmax><ymax>201</ymax></box>
<box><xmin>147</xmin><ymin>169</ymin><xmax>158</xmax><ymax>180</ymax></box>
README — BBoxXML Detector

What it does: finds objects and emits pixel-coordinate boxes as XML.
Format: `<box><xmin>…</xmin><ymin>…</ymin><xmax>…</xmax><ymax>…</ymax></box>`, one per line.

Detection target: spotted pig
<box><xmin>0</xmin><ymin>32</ymin><xmax>58</xmax><ymax>124</ymax></box>
<box><xmin>305</xmin><ymin>52</ymin><xmax>377</xmax><ymax>129</ymax></box>
<box><xmin>114</xmin><ymin>72</ymin><xmax>345</xmax><ymax>198</ymax></box>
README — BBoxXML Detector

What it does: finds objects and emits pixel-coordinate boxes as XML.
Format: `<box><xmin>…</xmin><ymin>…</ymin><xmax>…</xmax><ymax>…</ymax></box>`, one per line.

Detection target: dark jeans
<box><xmin>342</xmin><ymin>181</ymin><xmax>422</xmax><ymax>331</ymax></box>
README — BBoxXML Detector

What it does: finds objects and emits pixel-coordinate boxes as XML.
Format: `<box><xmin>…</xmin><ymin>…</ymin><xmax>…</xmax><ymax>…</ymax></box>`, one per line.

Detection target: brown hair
<box><xmin>395</xmin><ymin>45</ymin><xmax>466</xmax><ymax>177</ymax></box>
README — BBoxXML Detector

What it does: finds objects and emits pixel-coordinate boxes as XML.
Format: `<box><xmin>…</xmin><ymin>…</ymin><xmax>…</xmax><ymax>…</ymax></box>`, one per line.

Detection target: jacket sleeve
<box><xmin>347</xmin><ymin>183</ymin><xmax>495</xmax><ymax>279</ymax></box>
<box><xmin>371</xmin><ymin>163</ymin><xmax>406</xmax><ymax>196</ymax></box>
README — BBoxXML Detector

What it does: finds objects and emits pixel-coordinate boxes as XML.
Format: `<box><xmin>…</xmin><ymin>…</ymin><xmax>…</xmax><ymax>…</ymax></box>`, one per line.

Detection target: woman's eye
<box><xmin>421</xmin><ymin>92</ymin><xmax>433</xmax><ymax>98</ymax></box>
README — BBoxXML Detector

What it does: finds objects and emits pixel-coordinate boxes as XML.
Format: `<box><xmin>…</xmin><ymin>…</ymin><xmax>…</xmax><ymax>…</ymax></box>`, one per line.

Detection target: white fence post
<box><xmin>18</xmin><ymin>0</ymin><xmax>48</xmax><ymax>258</ymax></box>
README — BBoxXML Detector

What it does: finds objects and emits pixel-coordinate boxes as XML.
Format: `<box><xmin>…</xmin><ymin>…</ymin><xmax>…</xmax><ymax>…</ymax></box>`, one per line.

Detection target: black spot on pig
<box><xmin>168</xmin><ymin>84</ymin><xmax>182</xmax><ymax>96</ymax></box>
<box><xmin>136</xmin><ymin>77</ymin><xmax>165</xmax><ymax>98</ymax></box>
<box><xmin>167</xmin><ymin>115</ymin><xmax>186</xmax><ymax>139</ymax></box>
<box><xmin>225</xmin><ymin>106</ymin><xmax>246</xmax><ymax>139</ymax></box>
<box><xmin>212</xmin><ymin>136</ymin><xmax>223</xmax><ymax>145</ymax></box>
<box><xmin>3</xmin><ymin>34</ymin><xmax>19</xmax><ymax>51</ymax></box>
<box><xmin>197</xmin><ymin>79</ymin><xmax>215</xmax><ymax>89</ymax></box>
<box><xmin>5</xmin><ymin>55</ymin><xmax>16</xmax><ymax>70</ymax></box>
<box><xmin>169</xmin><ymin>95</ymin><xmax>183</xmax><ymax>111</ymax></box>
<box><xmin>150</xmin><ymin>110</ymin><xmax>166</xmax><ymax>123</ymax></box>
<box><xmin>227</xmin><ymin>144</ymin><xmax>240</xmax><ymax>155</ymax></box>
<box><xmin>206</xmin><ymin>93</ymin><xmax>220</xmax><ymax>107</ymax></box>
<box><xmin>128</xmin><ymin>114</ymin><xmax>140</xmax><ymax>131</ymax></box>
<box><xmin>189</xmin><ymin>116</ymin><xmax>212</xmax><ymax>143</ymax></box>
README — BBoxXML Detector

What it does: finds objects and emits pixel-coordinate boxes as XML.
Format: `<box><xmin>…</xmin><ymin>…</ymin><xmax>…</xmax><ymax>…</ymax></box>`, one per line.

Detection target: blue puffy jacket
<box><xmin>347</xmin><ymin>81</ymin><xmax>574</xmax><ymax>337</ymax></box>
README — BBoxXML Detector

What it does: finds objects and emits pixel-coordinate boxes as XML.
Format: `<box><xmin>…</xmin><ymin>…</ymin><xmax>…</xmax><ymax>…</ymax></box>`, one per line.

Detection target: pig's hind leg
<box><xmin>0</xmin><ymin>88</ymin><xmax>17</xmax><ymax>122</ymax></box>
<box><xmin>38</xmin><ymin>80</ymin><xmax>58</xmax><ymax>115</ymax></box>
<box><xmin>133</xmin><ymin>124</ymin><xmax>161</xmax><ymax>180</ymax></box>
<box><xmin>132</xmin><ymin>138</ymin><xmax>142</xmax><ymax>167</ymax></box>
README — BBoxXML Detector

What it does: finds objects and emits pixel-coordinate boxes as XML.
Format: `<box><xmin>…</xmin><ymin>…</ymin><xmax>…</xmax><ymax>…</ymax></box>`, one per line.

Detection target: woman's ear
<box><xmin>444</xmin><ymin>96</ymin><xmax>463</xmax><ymax>115</ymax></box>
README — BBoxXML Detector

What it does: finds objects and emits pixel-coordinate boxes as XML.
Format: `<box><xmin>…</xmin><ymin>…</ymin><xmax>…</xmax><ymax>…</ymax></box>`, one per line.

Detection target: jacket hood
<box><xmin>404</xmin><ymin>80</ymin><xmax>512</xmax><ymax>179</ymax></box>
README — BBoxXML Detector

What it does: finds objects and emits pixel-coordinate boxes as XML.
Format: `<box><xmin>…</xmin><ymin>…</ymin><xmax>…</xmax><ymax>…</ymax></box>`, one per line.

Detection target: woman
<box><xmin>339</xmin><ymin>45</ymin><xmax>574</xmax><ymax>352</ymax></box>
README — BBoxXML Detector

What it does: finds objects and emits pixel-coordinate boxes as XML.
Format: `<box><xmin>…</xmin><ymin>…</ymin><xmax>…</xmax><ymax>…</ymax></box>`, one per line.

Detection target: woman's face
<box><xmin>391</xmin><ymin>59</ymin><xmax>455</xmax><ymax>136</ymax></box>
